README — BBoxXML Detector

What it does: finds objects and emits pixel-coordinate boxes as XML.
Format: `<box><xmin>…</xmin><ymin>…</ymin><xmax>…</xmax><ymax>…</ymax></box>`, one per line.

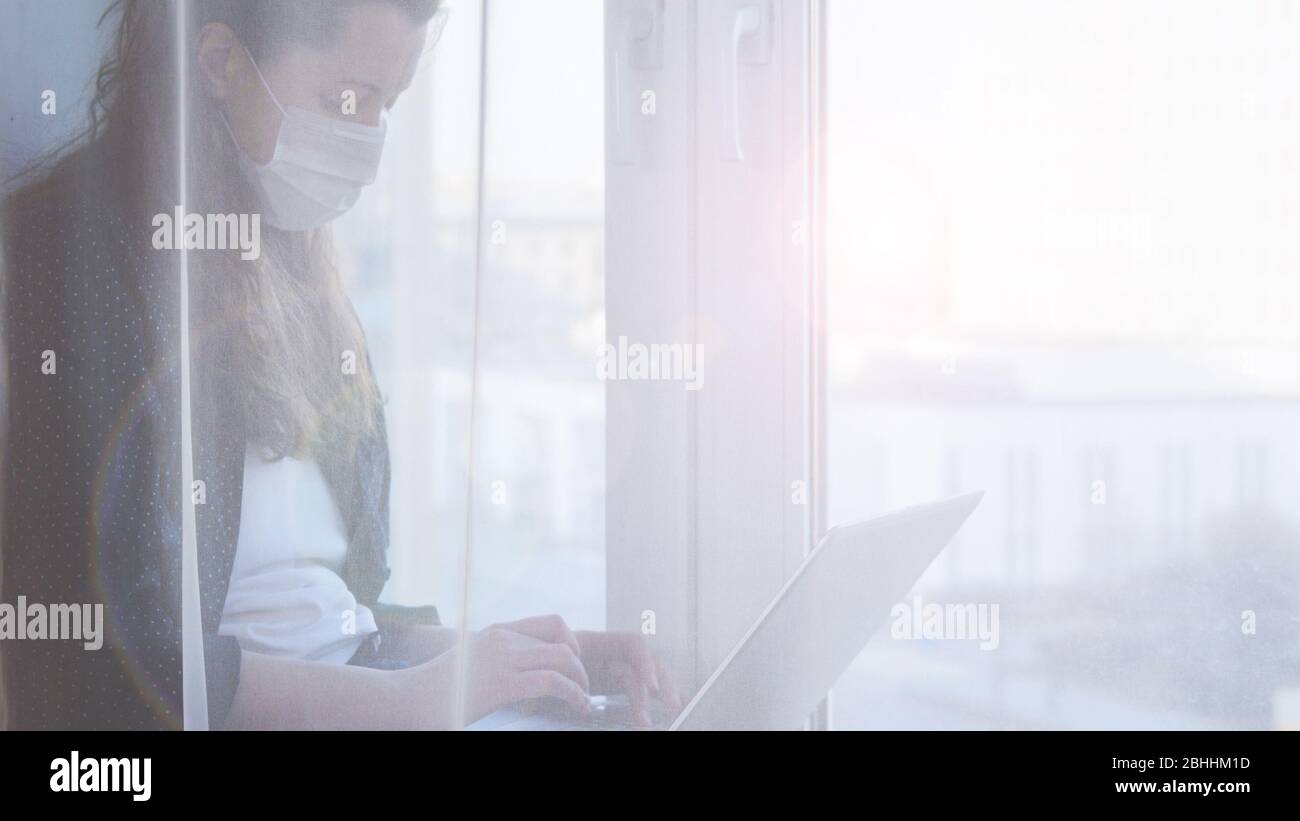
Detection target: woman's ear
<box><xmin>196</xmin><ymin>22</ymin><xmax>240</xmax><ymax>100</ymax></box>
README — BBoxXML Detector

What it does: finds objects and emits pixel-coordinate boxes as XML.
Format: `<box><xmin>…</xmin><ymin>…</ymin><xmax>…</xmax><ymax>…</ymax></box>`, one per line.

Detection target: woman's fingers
<box><xmin>477</xmin><ymin>623</ymin><xmax>682</xmax><ymax>723</ymax></box>
<box><xmin>495</xmin><ymin>614</ymin><xmax>581</xmax><ymax>657</ymax></box>
<box><xmin>511</xmin><ymin>642</ymin><xmax>591</xmax><ymax>694</ymax></box>
<box><xmin>626</xmin><ymin>636</ymin><xmax>660</xmax><ymax>690</ymax></box>
<box><xmin>613</xmin><ymin>634</ymin><xmax>674</xmax><ymax>711</ymax></box>
<box><xmin>610</xmin><ymin>642</ymin><xmax>652</xmax><ymax>726</ymax></box>
<box><xmin>513</xmin><ymin>669</ymin><xmax>591</xmax><ymax>711</ymax></box>
<box><xmin>603</xmin><ymin>662</ymin><xmax>650</xmax><ymax>727</ymax></box>
<box><xmin>606</xmin><ymin>635</ymin><xmax>682</xmax><ymax>723</ymax></box>
<box><xmin>651</xmin><ymin>657</ymin><xmax>684</xmax><ymax>712</ymax></box>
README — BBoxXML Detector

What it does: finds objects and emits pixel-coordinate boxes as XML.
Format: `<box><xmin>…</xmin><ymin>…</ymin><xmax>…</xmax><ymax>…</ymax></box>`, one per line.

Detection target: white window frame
<box><xmin>603</xmin><ymin>0</ymin><xmax>824</xmax><ymax>702</ymax></box>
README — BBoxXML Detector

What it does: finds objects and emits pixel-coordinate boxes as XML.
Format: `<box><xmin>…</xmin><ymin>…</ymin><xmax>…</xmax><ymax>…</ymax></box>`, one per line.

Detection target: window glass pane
<box><xmin>458</xmin><ymin>0</ymin><xmax>606</xmax><ymax>631</ymax></box>
<box><xmin>826</xmin><ymin>0</ymin><xmax>1300</xmax><ymax>729</ymax></box>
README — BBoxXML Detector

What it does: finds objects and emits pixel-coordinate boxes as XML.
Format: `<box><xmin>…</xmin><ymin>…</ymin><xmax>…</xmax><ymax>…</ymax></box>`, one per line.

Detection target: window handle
<box><xmin>722</xmin><ymin>2</ymin><xmax>771</xmax><ymax>163</ymax></box>
<box><xmin>612</xmin><ymin>0</ymin><xmax>663</xmax><ymax>166</ymax></box>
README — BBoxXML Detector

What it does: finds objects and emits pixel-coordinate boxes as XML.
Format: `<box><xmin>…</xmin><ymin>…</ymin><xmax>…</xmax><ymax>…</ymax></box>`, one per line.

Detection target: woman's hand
<box><xmin>575</xmin><ymin>630</ymin><xmax>683</xmax><ymax>727</ymax></box>
<box><xmin>403</xmin><ymin>615</ymin><xmax>592</xmax><ymax>729</ymax></box>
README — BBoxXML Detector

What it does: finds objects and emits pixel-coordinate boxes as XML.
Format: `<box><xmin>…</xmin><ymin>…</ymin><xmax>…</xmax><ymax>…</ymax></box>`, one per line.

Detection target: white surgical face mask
<box><xmin>225</xmin><ymin>52</ymin><xmax>388</xmax><ymax>232</ymax></box>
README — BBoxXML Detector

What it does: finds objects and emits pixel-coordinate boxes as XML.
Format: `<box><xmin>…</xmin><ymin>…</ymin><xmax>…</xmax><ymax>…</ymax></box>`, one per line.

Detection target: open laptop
<box><xmin>468</xmin><ymin>491</ymin><xmax>984</xmax><ymax>731</ymax></box>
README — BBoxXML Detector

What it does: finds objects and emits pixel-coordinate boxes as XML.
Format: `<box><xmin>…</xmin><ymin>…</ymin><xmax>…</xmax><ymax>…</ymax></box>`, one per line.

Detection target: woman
<box><xmin>1</xmin><ymin>0</ymin><xmax>679</xmax><ymax>730</ymax></box>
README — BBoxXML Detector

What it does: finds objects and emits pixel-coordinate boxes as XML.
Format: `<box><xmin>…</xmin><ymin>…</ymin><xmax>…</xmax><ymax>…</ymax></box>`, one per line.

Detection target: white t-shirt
<box><xmin>218</xmin><ymin>444</ymin><xmax>379</xmax><ymax>664</ymax></box>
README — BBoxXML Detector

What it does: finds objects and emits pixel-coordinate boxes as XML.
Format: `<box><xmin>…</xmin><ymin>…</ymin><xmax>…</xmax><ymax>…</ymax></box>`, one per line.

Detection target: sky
<box><xmin>826</xmin><ymin>0</ymin><xmax>1300</xmax><ymax>397</ymax></box>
